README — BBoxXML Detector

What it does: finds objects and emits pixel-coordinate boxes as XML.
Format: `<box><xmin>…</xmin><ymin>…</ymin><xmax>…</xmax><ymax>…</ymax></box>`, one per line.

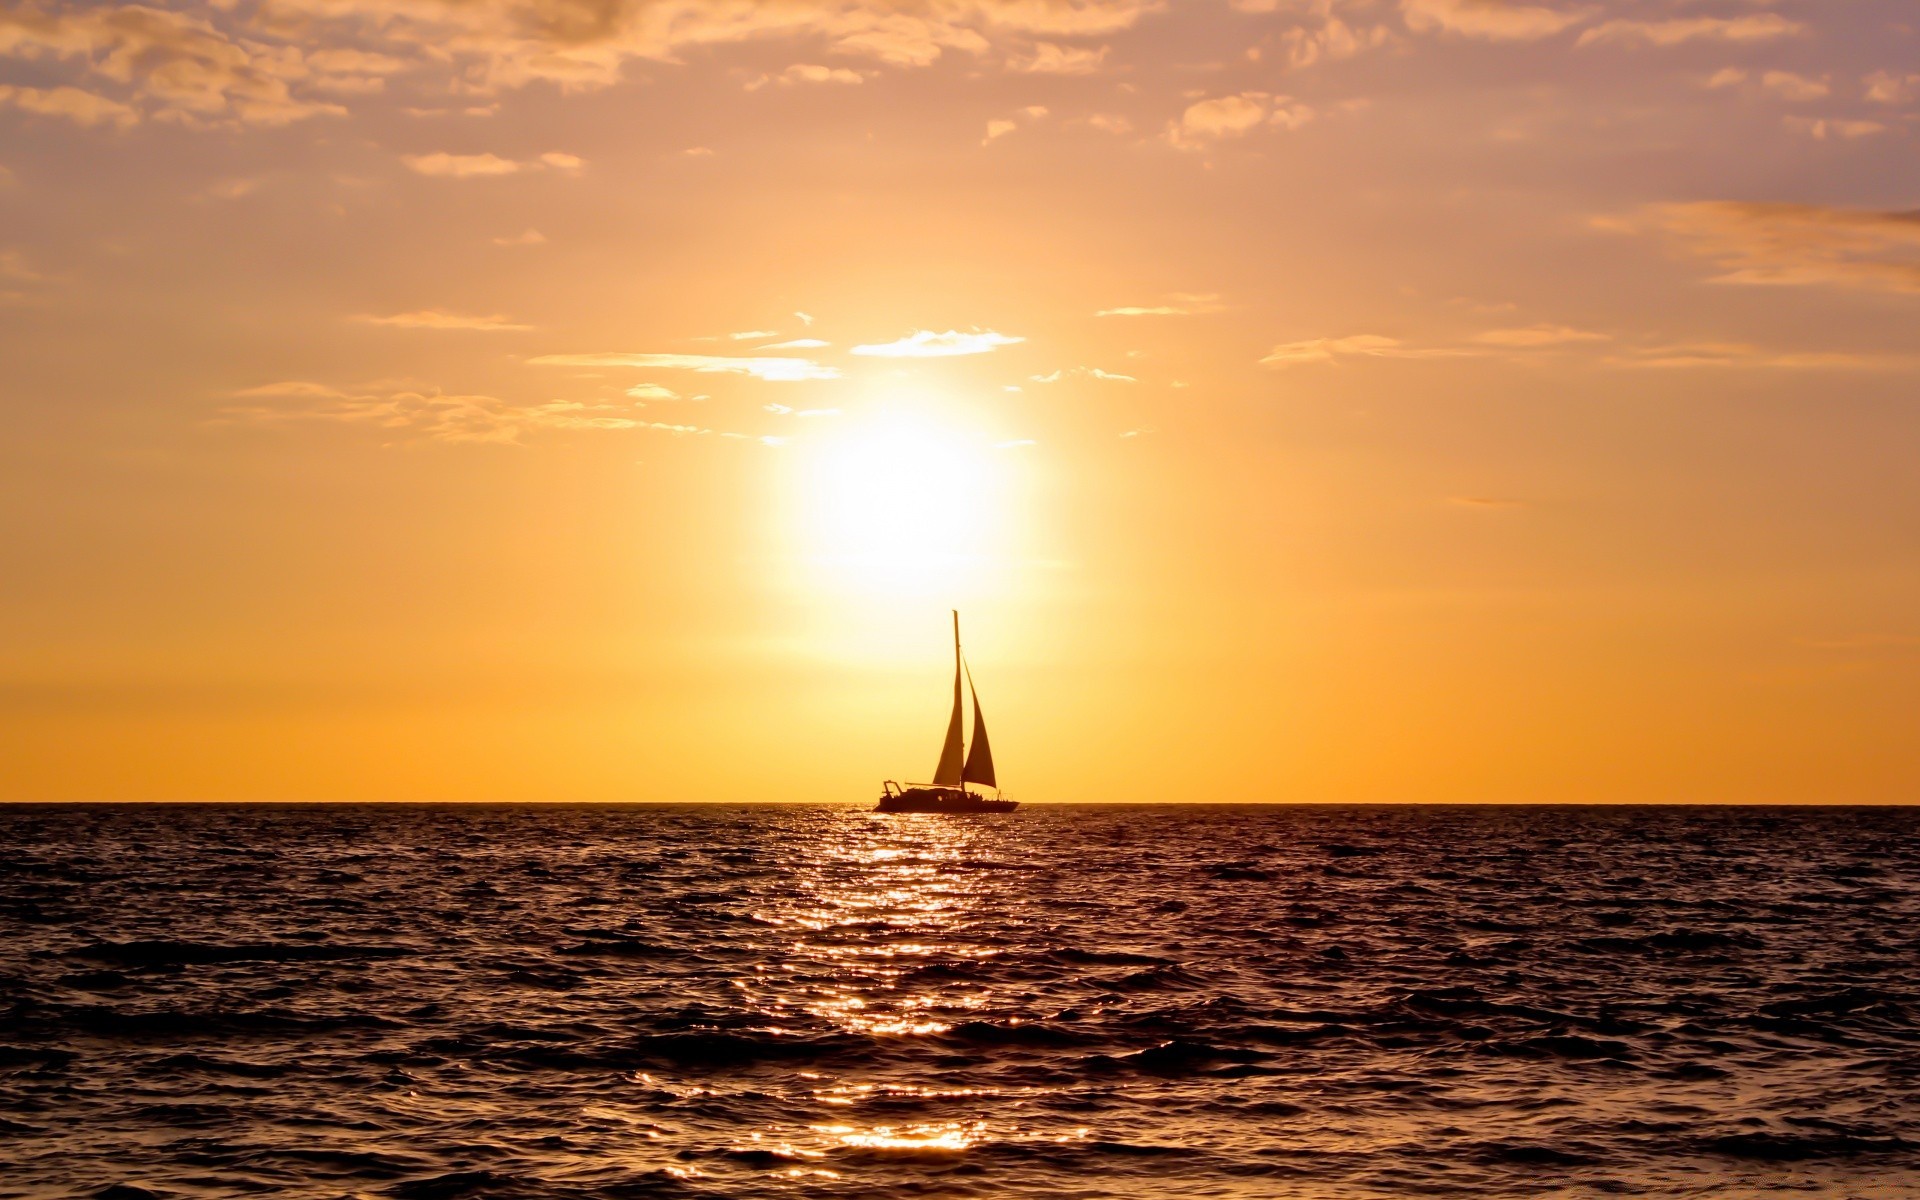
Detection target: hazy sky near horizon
<box><xmin>3</xmin><ymin>0</ymin><xmax>1918</xmax><ymax>802</ymax></box>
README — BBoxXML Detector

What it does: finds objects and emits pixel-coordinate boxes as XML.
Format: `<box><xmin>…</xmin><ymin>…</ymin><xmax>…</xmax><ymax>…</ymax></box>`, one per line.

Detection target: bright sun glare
<box><xmin>790</xmin><ymin>405</ymin><xmax>1011</xmax><ymax>598</ymax></box>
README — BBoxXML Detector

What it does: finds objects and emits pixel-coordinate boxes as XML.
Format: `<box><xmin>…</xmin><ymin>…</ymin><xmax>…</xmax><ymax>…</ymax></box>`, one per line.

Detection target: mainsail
<box><xmin>930</xmin><ymin>611</ymin><xmax>965</xmax><ymax>786</ymax></box>
<box><xmin>962</xmin><ymin>667</ymin><xmax>996</xmax><ymax>788</ymax></box>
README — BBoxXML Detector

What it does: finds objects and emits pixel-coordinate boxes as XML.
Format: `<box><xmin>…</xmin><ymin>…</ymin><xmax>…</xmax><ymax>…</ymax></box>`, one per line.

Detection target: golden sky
<box><xmin>3</xmin><ymin>0</ymin><xmax>1918</xmax><ymax>802</ymax></box>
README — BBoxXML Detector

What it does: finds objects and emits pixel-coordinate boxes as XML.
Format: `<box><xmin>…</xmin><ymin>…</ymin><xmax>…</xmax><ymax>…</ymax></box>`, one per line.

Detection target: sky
<box><xmin>2</xmin><ymin>0</ymin><xmax>1918</xmax><ymax>803</ymax></box>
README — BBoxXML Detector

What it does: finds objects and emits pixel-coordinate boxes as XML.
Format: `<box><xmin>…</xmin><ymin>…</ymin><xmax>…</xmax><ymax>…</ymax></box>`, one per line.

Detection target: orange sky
<box><xmin>3</xmin><ymin>0</ymin><xmax>1918</xmax><ymax>802</ymax></box>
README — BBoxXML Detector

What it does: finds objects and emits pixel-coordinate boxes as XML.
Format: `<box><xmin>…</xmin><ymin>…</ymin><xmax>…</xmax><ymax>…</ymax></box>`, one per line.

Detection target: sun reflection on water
<box><xmin>729</xmin><ymin>811</ymin><xmax>1046</xmax><ymax>1157</ymax></box>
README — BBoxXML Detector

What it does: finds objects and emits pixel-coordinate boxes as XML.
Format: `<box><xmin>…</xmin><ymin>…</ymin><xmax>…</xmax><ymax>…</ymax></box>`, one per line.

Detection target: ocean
<box><xmin>1</xmin><ymin>803</ymin><xmax>1916</xmax><ymax>1198</ymax></box>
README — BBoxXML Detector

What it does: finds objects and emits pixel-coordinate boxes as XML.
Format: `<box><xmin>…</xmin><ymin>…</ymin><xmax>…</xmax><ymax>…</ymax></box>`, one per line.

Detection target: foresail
<box><xmin>962</xmin><ymin>667</ymin><xmax>996</xmax><ymax>788</ymax></box>
<box><xmin>931</xmin><ymin>661</ymin><xmax>965</xmax><ymax>786</ymax></box>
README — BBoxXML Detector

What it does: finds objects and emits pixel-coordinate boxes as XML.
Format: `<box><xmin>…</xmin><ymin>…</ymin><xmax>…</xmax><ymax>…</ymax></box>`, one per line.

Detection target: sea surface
<box><xmin>2</xmin><ymin>804</ymin><xmax>1918</xmax><ymax>1199</ymax></box>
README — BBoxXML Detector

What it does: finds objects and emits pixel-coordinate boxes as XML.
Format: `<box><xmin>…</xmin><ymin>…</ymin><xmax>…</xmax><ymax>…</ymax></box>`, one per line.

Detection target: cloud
<box><xmin>1470</xmin><ymin>324</ymin><xmax>1609</xmax><ymax>347</ymax></box>
<box><xmin>529</xmin><ymin>352</ymin><xmax>841</xmax><ymax>381</ymax></box>
<box><xmin>745</xmin><ymin>63</ymin><xmax>865</xmax><ymax>89</ymax></box>
<box><xmin>728</xmin><ymin>329</ymin><xmax>781</xmax><ymax>340</ymax></box>
<box><xmin>1601</xmin><ymin>342</ymin><xmax>1900</xmax><ymax>371</ymax></box>
<box><xmin>1029</xmin><ymin>367</ymin><xmax>1137</xmax><ymax>382</ymax></box>
<box><xmin>1401</xmin><ymin>0</ymin><xmax>1587</xmax><ymax>42</ymax></box>
<box><xmin>0</xmin><ymin>5</ymin><xmax>349</xmax><ymax>127</ymax></box>
<box><xmin>196</xmin><ymin>0</ymin><xmax>1160</xmax><ymax>94</ymax></box>
<box><xmin>1578</xmin><ymin>15</ymin><xmax>1802</xmax><ymax>48</ymax></box>
<box><xmin>1259</xmin><ymin>334</ymin><xmax>1466</xmax><ymax>365</ymax></box>
<box><xmin>401</xmin><ymin>151</ymin><xmax>582</xmax><ymax>178</ymax></box>
<box><xmin>1276</xmin><ymin>12</ymin><xmax>1392</xmax><ymax>68</ymax></box>
<box><xmin>1097</xmin><ymin>292</ymin><xmax>1224</xmax><ymax>317</ymax></box>
<box><xmin>982</xmin><ymin>103</ymin><xmax>1048</xmax><ymax>144</ymax></box>
<box><xmin>1783</xmin><ymin>117</ymin><xmax>1885</xmax><ymax>140</ymax></box>
<box><xmin>625</xmin><ymin>382</ymin><xmax>683</xmax><ymax>401</ymax></box>
<box><xmin>1169</xmin><ymin>92</ymin><xmax>1312</xmax><ymax>147</ymax></box>
<box><xmin>2</xmin><ymin>1</ymin><xmax>1162</xmax><ymax>125</ymax></box>
<box><xmin>1261</xmin><ymin>321</ymin><xmax>1899</xmax><ymax>372</ymax></box>
<box><xmin>1761</xmin><ymin>71</ymin><xmax>1828</xmax><ymax>102</ymax></box>
<box><xmin>0</xmin><ymin>83</ymin><xmax>139</xmax><ymax>128</ymax></box>
<box><xmin>851</xmin><ymin>329</ymin><xmax>1025</xmax><ymax>357</ymax></box>
<box><xmin>492</xmin><ymin>228</ymin><xmax>546</xmax><ymax>246</ymax></box>
<box><xmin>223</xmin><ymin>382</ymin><xmax>652</xmax><ymax>444</ymax></box>
<box><xmin>1640</xmin><ymin>202</ymin><xmax>1920</xmax><ymax>295</ymax></box>
<box><xmin>1007</xmin><ymin>41</ymin><xmax>1109</xmax><ymax>73</ymax></box>
<box><xmin>760</xmin><ymin>338</ymin><xmax>830</xmax><ymax>349</ymax></box>
<box><xmin>1864</xmin><ymin>72</ymin><xmax>1920</xmax><ymax>106</ymax></box>
<box><xmin>353</xmin><ymin>309</ymin><xmax>532</xmax><ymax>330</ymax></box>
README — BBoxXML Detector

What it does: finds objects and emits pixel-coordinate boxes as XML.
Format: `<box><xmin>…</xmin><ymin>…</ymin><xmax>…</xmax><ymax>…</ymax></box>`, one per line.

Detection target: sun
<box><xmin>786</xmin><ymin>404</ymin><xmax>1011</xmax><ymax>598</ymax></box>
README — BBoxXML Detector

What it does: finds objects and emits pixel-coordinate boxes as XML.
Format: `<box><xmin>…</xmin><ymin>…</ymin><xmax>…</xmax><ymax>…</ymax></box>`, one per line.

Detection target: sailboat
<box><xmin>875</xmin><ymin>612</ymin><xmax>1019</xmax><ymax>813</ymax></box>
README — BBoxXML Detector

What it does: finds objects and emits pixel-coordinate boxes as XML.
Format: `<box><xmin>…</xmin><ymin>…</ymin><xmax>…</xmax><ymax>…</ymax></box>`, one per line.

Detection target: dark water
<box><xmin>3</xmin><ymin>805</ymin><xmax>1919</xmax><ymax>1199</ymax></box>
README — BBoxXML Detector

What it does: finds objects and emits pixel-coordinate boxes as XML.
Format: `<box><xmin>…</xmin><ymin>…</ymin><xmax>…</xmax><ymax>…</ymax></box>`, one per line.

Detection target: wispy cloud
<box><xmin>1864</xmin><ymin>71</ymin><xmax>1920</xmax><ymax>106</ymax></box>
<box><xmin>851</xmin><ymin>330</ymin><xmax>1025</xmax><ymax>357</ymax></box>
<box><xmin>1260</xmin><ymin>334</ymin><xmax>1469</xmax><ymax>366</ymax></box>
<box><xmin>1636</xmin><ymin>202</ymin><xmax>1920</xmax><ymax>295</ymax></box>
<box><xmin>1401</xmin><ymin>0</ymin><xmax>1587</xmax><ymax>43</ymax></box>
<box><xmin>1097</xmin><ymin>293</ymin><xmax>1225</xmax><ymax>317</ymax></box>
<box><xmin>402</xmin><ymin>151</ymin><xmax>583</xmax><ymax>178</ymax></box>
<box><xmin>1579</xmin><ymin>15</ymin><xmax>1803</xmax><ymax>48</ymax></box>
<box><xmin>0</xmin><ymin>84</ymin><xmax>139</xmax><ymax>129</ymax></box>
<box><xmin>1264</xmin><ymin>325</ymin><xmax>1900</xmax><ymax>371</ymax></box>
<box><xmin>1761</xmin><ymin>71</ymin><xmax>1829</xmax><ymax>102</ymax></box>
<box><xmin>492</xmin><ymin>229</ymin><xmax>546</xmax><ymax>246</ymax></box>
<box><xmin>1030</xmin><ymin>367</ymin><xmax>1138</xmax><ymax>383</ymax></box>
<box><xmin>224</xmin><ymin>382</ymin><xmax>641</xmax><ymax>444</ymax></box>
<box><xmin>223</xmin><ymin>380</ymin><xmax>785</xmax><ymax>444</ymax></box>
<box><xmin>1470</xmin><ymin>324</ymin><xmax>1609</xmax><ymax>347</ymax></box>
<box><xmin>624</xmin><ymin>383</ymin><xmax>684</xmax><ymax>401</ymax></box>
<box><xmin>529</xmin><ymin>352</ymin><xmax>841</xmax><ymax>381</ymax></box>
<box><xmin>1601</xmin><ymin>342</ymin><xmax>1904</xmax><ymax>371</ymax></box>
<box><xmin>352</xmin><ymin>309</ymin><xmax>532</xmax><ymax>331</ymax></box>
<box><xmin>983</xmin><ymin>104</ymin><xmax>1049</xmax><ymax>145</ymax></box>
<box><xmin>761</xmin><ymin>338</ymin><xmax>830</xmax><ymax>349</ymax></box>
<box><xmin>1783</xmin><ymin>117</ymin><xmax>1885</xmax><ymax>140</ymax></box>
<box><xmin>745</xmin><ymin>63</ymin><xmax>865</xmax><ymax>90</ymax></box>
<box><xmin>1008</xmin><ymin>42</ymin><xmax>1109</xmax><ymax>74</ymax></box>
<box><xmin>1169</xmin><ymin>92</ymin><xmax>1311</xmax><ymax>147</ymax></box>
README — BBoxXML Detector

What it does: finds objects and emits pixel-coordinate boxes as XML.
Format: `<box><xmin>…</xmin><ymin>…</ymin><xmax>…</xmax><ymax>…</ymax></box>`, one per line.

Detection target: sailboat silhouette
<box><xmin>875</xmin><ymin>611</ymin><xmax>1019</xmax><ymax>813</ymax></box>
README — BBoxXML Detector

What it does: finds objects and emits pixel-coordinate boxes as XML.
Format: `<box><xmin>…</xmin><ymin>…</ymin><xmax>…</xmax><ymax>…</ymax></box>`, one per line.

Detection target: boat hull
<box><xmin>874</xmin><ymin>787</ymin><xmax>1018</xmax><ymax>814</ymax></box>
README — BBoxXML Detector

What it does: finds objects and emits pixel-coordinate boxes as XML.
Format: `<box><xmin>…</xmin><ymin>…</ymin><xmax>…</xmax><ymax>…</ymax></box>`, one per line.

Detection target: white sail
<box><xmin>962</xmin><ymin>667</ymin><xmax>995</xmax><ymax>788</ymax></box>
<box><xmin>930</xmin><ymin>611</ymin><xmax>965</xmax><ymax>786</ymax></box>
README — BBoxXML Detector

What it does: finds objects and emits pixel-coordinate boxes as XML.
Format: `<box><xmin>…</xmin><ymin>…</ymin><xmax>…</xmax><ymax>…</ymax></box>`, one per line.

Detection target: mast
<box><xmin>931</xmin><ymin>609</ymin><xmax>966</xmax><ymax>788</ymax></box>
<box><xmin>953</xmin><ymin>609</ymin><xmax>963</xmax><ymax>795</ymax></box>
